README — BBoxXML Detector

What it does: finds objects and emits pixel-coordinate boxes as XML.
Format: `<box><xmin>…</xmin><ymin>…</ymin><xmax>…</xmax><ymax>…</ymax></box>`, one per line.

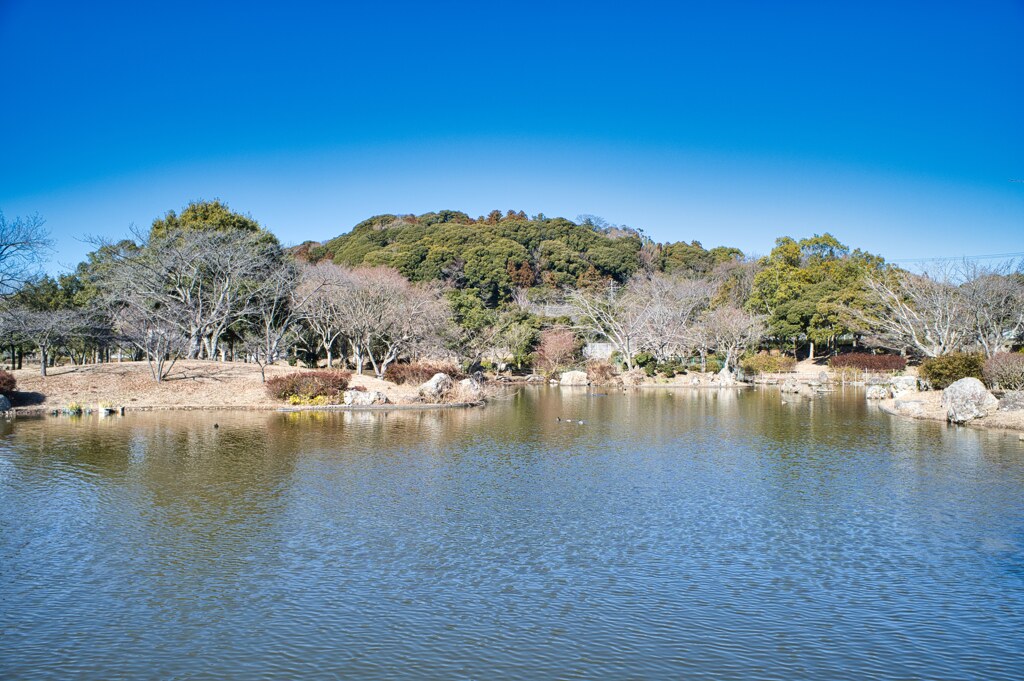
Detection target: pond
<box><xmin>2</xmin><ymin>387</ymin><xmax>1023</xmax><ymax>679</ymax></box>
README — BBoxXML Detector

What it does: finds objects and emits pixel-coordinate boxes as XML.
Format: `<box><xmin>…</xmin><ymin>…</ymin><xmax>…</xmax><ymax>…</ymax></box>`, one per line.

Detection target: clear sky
<box><xmin>2</xmin><ymin>0</ymin><xmax>1022</xmax><ymax>271</ymax></box>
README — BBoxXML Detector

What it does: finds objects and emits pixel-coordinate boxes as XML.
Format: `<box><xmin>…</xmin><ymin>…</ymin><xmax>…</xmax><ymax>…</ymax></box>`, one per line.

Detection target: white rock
<box><xmin>559</xmin><ymin>370</ymin><xmax>590</xmax><ymax>386</ymax></box>
<box><xmin>865</xmin><ymin>385</ymin><xmax>890</xmax><ymax>400</ymax></box>
<box><xmin>418</xmin><ymin>373</ymin><xmax>454</xmax><ymax>401</ymax></box>
<box><xmin>344</xmin><ymin>389</ymin><xmax>389</xmax><ymax>406</ymax></box>
<box><xmin>889</xmin><ymin>376</ymin><xmax>918</xmax><ymax>397</ymax></box>
<box><xmin>942</xmin><ymin>377</ymin><xmax>999</xmax><ymax>424</ymax></box>
<box><xmin>780</xmin><ymin>379</ymin><xmax>801</xmax><ymax>394</ymax></box>
<box><xmin>458</xmin><ymin>377</ymin><xmax>485</xmax><ymax>401</ymax></box>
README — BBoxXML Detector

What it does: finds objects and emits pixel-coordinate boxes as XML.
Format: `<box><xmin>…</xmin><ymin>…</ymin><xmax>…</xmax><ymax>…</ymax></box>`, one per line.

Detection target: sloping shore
<box><xmin>879</xmin><ymin>390</ymin><xmax>1024</xmax><ymax>433</ymax></box>
<box><xmin>7</xmin><ymin>360</ymin><xmax>428</xmax><ymax>414</ymax></box>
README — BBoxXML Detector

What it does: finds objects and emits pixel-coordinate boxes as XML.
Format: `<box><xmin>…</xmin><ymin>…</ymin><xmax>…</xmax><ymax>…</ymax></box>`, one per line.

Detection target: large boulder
<box><xmin>780</xmin><ymin>378</ymin><xmax>801</xmax><ymax>394</ymax></box>
<box><xmin>458</xmin><ymin>376</ymin><xmax>485</xmax><ymax>402</ymax></box>
<box><xmin>0</xmin><ymin>394</ymin><xmax>11</xmax><ymax>412</ymax></box>
<box><xmin>418</xmin><ymin>373</ymin><xmax>454</xmax><ymax>401</ymax></box>
<box><xmin>942</xmin><ymin>377</ymin><xmax>999</xmax><ymax>424</ymax></box>
<box><xmin>344</xmin><ymin>389</ymin><xmax>389</xmax><ymax>406</ymax></box>
<box><xmin>559</xmin><ymin>370</ymin><xmax>590</xmax><ymax>386</ymax></box>
<box><xmin>865</xmin><ymin>385</ymin><xmax>890</xmax><ymax>400</ymax></box>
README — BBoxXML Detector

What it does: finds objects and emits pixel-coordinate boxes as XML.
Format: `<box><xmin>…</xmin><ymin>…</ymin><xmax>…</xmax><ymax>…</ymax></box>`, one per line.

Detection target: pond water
<box><xmin>2</xmin><ymin>387</ymin><xmax>1023</xmax><ymax>679</ymax></box>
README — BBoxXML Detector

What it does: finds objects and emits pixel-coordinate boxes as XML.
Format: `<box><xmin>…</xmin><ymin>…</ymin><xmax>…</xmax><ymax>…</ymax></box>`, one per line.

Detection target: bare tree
<box><xmin>0</xmin><ymin>211</ymin><xmax>52</xmax><ymax>296</ymax></box>
<box><xmin>110</xmin><ymin>302</ymin><xmax>188</xmax><ymax>382</ymax></box>
<box><xmin>95</xmin><ymin>227</ymin><xmax>287</xmax><ymax>365</ymax></box>
<box><xmin>569</xmin><ymin>278</ymin><xmax>654</xmax><ymax>370</ymax></box>
<box><xmin>636</xmin><ymin>274</ymin><xmax>716</xmax><ymax>360</ymax></box>
<box><xmin>958</xmin><ymin>260</ymin><xmax>1024</xmax><ymax>356</ymax></box>
<box><xmin>298</xmin><ymin>263</ymin><xmax>351</xmax><ymax>368</ymax></box>
<box><xmin>308</xmin><ymin>266</ymin><xmax>450</xmax><ymax>378</ymax></box>
<box><xmin>7</xmin><ymin>308</ymin><xmax>81</xmax><ymax>376</ymax></box>
<box><xmin>701</xmin><ymin>306</ymin><xmax>765</xmax><ymax>374</ymax></box>
<box><xmin>535</xmin><ymin>327</ymin><xmax>576</xmax><ymax>372</ymax></box>
<box><xmin>858</xmin><ymin>262</ymin><xmax>971</xmax><ymax>357</ymax></box>
<box><xmin>240</xmin><ymin>260</ymin><xmax>317</xmax><ymax>380</ymax></box>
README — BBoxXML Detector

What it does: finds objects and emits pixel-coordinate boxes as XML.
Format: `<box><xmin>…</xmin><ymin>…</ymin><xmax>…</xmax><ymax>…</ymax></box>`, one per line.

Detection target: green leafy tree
<box><xmin>749</xmin><ymin>234</ymin><xmax>881</xmax><ymax>357</ymax></box>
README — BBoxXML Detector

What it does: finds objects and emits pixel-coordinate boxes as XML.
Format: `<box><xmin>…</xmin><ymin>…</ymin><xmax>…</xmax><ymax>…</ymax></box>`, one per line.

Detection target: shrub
<box><xmin>586</xmin><ymin>360</ymin><xmax>617</xmax><ymax>383</ymax></box>
<box><xmin>266</xmin><ymin>370</ymin><xmax>351</xmax><ymax>402</ymax></box>
<box><xmin>655</xmin><ymin>359</ymin><xmax>687</xmax><ymax>378</ymax></box>
<box><xmin>740</xmin><ymin>354</ymin><xmax>797</xmax><ymax>375</ymax></box>
<box><xmin>828</xmin><ymin>353</ymin><xmax>907</xmax><ymax>372</ymax></box>
<box><xmin>919</xmin><ymin>353</ymin><xmax>984</xmax><ymax>389</ymax></box>
<box><xmin>383</xmin><ymin>361</ymin><xmax>463</xmax><ymax>385</ymax></box>
<box><xmin>689</xmin><ymin>356</ymin><xmax>722</xmax><ymax>373</ymax></box>
<box><xmin>0</xmin><ymin>369</ymin><xmax>16</xmax><ymax>396</ymax></box>
<box><xmin>535</xmin><ymin>328</ymin><xmax>577</xmax><ymax>372</ymax></box>
<box><xmin>983</xmin><ymin>352</ymin><xmax>1024</xmax><ymax>391</ymax></box>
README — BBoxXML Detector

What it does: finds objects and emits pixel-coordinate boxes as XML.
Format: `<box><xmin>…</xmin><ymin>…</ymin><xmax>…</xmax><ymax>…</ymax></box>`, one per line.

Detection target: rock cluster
<box><xmin>343</xmin><ymin>389</ymin><xmax>389</xmax><ymax>406</ymax></box>
<box><xmin>864</xmin><ymin>376</ymin><xmax>918</xmax><ymax>400</ymax></box>
<box><xmin>780</xmin><ymin>379</ymin><xmax>801</xmax><ymax>394</ymax></box>
<box><xmin>0</xmin><ymin>394</ymin><xmax>12</xmax><ymax>413</ymax></box>
<box><xmin>865</xmin><ymin>385</ymin><xmax>890</xmax><ymax>400</ymax></box>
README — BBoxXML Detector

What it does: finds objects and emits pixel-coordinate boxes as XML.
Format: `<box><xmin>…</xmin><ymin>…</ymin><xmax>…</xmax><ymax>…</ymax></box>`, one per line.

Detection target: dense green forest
<box><xmin>293</xmin><ymin>209</ymin><xmax>742</xmax><ymax>304</ymax></box>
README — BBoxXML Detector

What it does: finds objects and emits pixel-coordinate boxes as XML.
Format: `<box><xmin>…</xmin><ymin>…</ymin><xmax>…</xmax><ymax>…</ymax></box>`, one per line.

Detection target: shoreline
<box><xmin>11</xmin><ymin>401</ymin><xmax>484</xmax><ymax>416</ymax></box>
<box><xmin>875</xmin><ymin>391</ymin><xmax>1024</xmax><ymax>435</ymax></box>
<box><xmin>2</xmin><ymin>360</ymin><xmax>479</xmax><ymax>417</ymax></box>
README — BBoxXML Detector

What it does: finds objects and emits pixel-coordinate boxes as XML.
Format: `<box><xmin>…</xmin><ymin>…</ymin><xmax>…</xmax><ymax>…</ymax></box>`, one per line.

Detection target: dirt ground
<box><xmin>8</xmin><ymin>360</ymin><xmax>422</xmax><ymax>413</ymax></box>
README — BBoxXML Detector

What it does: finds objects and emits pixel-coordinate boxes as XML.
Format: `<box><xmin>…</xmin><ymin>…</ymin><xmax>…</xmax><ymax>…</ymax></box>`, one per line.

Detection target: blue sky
<box><xmin>1</xmin><ymin>0</ymin><xmax>1021</xmax><ymax>271</ymax></box>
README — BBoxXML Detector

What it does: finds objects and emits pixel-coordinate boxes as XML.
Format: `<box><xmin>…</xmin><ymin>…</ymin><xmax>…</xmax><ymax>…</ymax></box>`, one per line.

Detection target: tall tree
<box><xmin>569</xmin><ymin>277</ymin><xmax>654</xmax><ymax>370</ymax></box>
<box><xmin>0</xmin><ymin>211</ymin><xmax>52</xmax><ymax>296</ymax></box>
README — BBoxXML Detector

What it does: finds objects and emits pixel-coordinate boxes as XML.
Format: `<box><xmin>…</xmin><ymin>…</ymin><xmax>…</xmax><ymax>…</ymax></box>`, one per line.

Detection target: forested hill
<box><xmin>292</xmin><ymin>210</ymin><xmax>742</xmax><ymax>305</ymax></box>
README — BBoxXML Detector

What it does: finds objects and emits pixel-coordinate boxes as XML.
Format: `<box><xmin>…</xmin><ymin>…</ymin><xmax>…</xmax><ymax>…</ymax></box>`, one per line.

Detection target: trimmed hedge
<box><xmin>383</xmin><ymin>361</ymin><xmax>462</xmax><ymax>385</ymax></box>
<box><xmin>266</xmin><ymin>370</ymin><xmax>351</xmax><ymax>402</ymax></box>
<box><xmin>0</xmin><ymin>369</ymin><xmax>15</xmax><ymax>396</ymax></box>
<box><xmin>919</xmin><ymin>353</ymin><xmax>984</xmax><ymax>389</ymax></box>
<box><xmin>741</xmin><ymin>354</ymin><xmax>797</xmax><ymax>375</ymax></box>
<box><xmin>827</xmin><ymin>353</ymin><xmax>907</xmax><ymax>372</ymax></box>
<box><xmin>983</xmin><ymin>352</ymin><xmax>1024</xmax><ymax>391</ymax></box>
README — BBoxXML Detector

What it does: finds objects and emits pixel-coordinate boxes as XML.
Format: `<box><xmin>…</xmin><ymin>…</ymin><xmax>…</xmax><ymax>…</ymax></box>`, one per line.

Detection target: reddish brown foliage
<box><xmin>828</xmin><ymin>353</ymin><xmax>907</xmax><ymax>372</ymax></box>
<box><xmin>983</xmin><ymin>352</ymin><xmax>1024</xmax><ymax>391</ymax></box>
<box><xmin>535</xmin><ymin>328</ymin><xmax>576</xmax><ymax>371</ymax></box>
<box><xmin>266</xmin><ymin>371</ymin><xmax>351</xmax><ymax>400</ymax></box>
<box><xmin>0</xmin><ymin>369</ymin><xmax>16</xmax><ymax>396</ymax></box>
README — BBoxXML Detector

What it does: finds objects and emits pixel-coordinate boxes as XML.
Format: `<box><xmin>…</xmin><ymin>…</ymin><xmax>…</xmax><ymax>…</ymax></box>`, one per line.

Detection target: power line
<box><xmin>889</xmin><ymin>251</ymin><xmax>1024</xmax><ymax>264</ymax></box>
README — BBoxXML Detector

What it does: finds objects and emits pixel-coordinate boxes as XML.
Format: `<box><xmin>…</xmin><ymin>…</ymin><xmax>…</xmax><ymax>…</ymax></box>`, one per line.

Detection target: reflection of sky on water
<box><xmin>1</xmin><ymin>390</ymin><xmax>1023</xmax><ymax>679</ymax></box>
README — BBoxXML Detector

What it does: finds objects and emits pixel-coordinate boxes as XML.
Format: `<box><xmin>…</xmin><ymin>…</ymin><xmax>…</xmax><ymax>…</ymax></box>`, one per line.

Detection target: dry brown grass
<box><xmin>10</xmin><ymin>360</ymin><xmax>421</xmax><ymax>412</ymax></box>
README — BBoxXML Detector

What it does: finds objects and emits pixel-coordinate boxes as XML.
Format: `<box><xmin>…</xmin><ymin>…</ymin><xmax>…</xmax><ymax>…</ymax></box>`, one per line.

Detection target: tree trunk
<box><xmin>808</xmin><ymin>341</ymin><xmax>815</xmax><ymax>361</ymax></box>
<box><xmin>40</xmin><ymin>346</ymin><xmax>47</xmax><ymax>377</ymax></box>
